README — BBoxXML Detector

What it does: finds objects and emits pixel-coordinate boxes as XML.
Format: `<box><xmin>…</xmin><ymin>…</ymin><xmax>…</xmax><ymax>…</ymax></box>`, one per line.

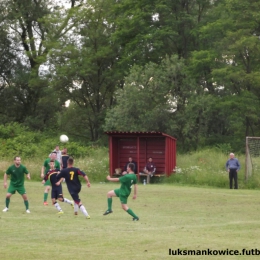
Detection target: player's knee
<box><xmin>121</xmin><ymin>204</ymin><xmax>128</xmax><ymax>211</ymax></box>
<box><xmin>107</xmin><ymin>191</ymin><xmax>113</xmax><ymax>197</ymax></box>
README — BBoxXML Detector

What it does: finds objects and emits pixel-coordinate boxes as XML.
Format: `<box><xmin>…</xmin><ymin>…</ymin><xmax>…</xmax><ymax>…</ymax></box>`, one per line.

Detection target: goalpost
<box><xmin>245</xmin><ymin>137</ymin><xmax>260</xmax><ymax>180</ymax></box>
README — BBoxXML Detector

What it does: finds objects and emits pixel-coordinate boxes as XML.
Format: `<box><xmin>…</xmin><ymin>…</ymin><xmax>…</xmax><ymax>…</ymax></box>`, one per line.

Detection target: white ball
<box><xmin>60</xmin><ymin>134</ymin><xmax>69</xmax><ymax>143</ymax></box>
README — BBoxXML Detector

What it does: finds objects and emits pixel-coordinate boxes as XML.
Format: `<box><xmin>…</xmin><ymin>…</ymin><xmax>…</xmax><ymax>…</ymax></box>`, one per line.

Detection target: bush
<box><xmin>163</xmin><ymin>149</ymin><xmax>260</xmax><ymax>190</ymax></box>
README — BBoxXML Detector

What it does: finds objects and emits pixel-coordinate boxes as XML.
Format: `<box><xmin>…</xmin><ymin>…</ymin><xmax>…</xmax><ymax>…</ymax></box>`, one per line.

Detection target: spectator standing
<box><xmin>225</xmin><ymin>153</ymin><xmax>241</xmax><ymax>189</ymax></box>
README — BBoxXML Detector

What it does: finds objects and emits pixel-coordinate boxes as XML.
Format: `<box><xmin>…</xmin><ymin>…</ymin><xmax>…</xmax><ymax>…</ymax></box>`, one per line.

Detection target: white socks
<box><xmin>54</xmin><ymin>202</ymin><xmax>62</xmax><ymax>211</ymax></box>
<box><xmin>79</xmin><ymin>204</ymin><xmax>89</xmax><ymax>217</ymax></box>
<box><xmin>63</xmin><ymin>198</ymin><xmax>73</xmax><ymax>205</ymax></box>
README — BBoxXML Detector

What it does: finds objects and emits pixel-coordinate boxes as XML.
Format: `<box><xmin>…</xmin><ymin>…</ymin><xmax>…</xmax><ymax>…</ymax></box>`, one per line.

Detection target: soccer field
<box><xmin>0</xmin><ymin>181</ymin><xmax>260</xmax><ymax>260</ymax></box>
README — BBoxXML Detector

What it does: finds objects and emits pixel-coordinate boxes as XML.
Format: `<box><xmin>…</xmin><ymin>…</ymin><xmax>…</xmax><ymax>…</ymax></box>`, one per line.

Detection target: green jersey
<box><xmin>43</xmin><ymin>158</ymin><xmax>60</xmax><ymax>175</ymax></box>
<box><xmin>6</xmin><ymin>164</ymin><xmax>29</xmax><ymax>186</ymax></box>
<box><xmin>119</xmin><ymin>173</ymin><xmax>137</xmax><ymax>197</ymax></box>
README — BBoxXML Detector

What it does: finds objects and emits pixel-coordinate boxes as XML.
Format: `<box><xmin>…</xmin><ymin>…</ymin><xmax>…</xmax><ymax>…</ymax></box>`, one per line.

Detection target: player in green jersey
<box><xmin>103</xmin><ymin>163</ymin><xmax>139</xmax><ymax>221</ymax></box>
<box><xmin>41</xmin><ymin>152</ymin><xmax>60</xmax><ymax>205</ymax></box>
<box><xmin>3</xmin><ymin>156</ymin><xmax>31</xmax><ymax>213</ymax></box>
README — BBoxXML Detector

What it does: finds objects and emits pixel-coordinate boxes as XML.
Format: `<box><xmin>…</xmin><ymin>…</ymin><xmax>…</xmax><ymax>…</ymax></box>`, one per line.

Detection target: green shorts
<box><xmin>114</xmin><ymin>189</ymin><xmax>128</xmax><ymax>204</ymax></box>
<box><xmin>44</xmin><ymin>179</ymin><xmax>51</xmax><ymax>186</ymax></box>
<box><xmin>8</xmin><ymin>184</ymin><xmax>26</xmax><ymax>195</ymax></box>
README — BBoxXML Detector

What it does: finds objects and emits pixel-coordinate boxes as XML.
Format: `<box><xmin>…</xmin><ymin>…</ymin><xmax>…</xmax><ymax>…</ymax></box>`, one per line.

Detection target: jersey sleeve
<box><xmin>77</xmin><ymin>169</ymin><xmax>86</xmax><ymax>177</ymax></box>
<box><xmin>44</xmin><ymin>172</ymin><xmax>49</xmax><ymax>181</ymax></box>
<box><xmin>56</xmin><ymin>170</ymin><xmax>63</xmax><ymax>181</ymax></box>
<box><xmin>23</xmin><ymin>166</ymin><xmax>29</xmax><ymax>174</ymax></box>
<box><xmin>6</xmin><ymin>166</ymin><xmax>12</xmax><ymax>175</ymax></box>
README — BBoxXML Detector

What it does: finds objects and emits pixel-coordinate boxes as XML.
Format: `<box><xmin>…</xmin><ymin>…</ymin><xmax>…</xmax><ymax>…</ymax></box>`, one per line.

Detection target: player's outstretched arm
<box><xmin>3</xmin><ymin>173</ymin><xmax>8</xmax><ymax>189</ymax></box>
<box><xmin>106</xmin><ymin>175</ymin><xmax>119</xmax><ymax>182</ymax></box>
<box><xmin>26</xmin><ymin>173</ymin><xmax>31</xmax><ymax>180</ymax></box>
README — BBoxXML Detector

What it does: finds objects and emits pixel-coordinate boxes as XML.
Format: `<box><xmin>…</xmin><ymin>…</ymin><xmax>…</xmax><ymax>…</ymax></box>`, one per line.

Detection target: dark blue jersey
<box><xmin>61</xmin><ymin>154</ymin><xmax>70</xmax><ymax>169</ymax></box>
<box><xmin>57</xmin><ymin>167</ymin><xmax>86</xmax><ymax>193</ymax></box>
<box><xmin>44</xmin><ymin>169</ymin><xmax>61</xmax><ymax>187</ymax></box>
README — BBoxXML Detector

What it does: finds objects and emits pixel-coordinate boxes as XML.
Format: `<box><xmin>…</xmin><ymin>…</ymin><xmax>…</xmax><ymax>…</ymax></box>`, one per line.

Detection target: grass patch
<box><xmin>1</xmin><ymin>181</ymin><xmax>260</xmax><ymax>259</ymax></box>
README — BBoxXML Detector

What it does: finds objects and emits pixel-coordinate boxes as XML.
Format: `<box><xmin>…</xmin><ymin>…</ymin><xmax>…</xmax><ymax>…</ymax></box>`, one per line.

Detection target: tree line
<box><xmin>0</xmin><ymin>0</ymin><xmax>260</xmax><ymax>152</ymax></box>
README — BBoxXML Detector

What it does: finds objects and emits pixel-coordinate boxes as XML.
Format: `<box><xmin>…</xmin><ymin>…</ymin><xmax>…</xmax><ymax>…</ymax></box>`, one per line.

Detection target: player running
<box><xmin>41</xmin><ymin>152</ymin><xmax>61</xmax><ymax>205</ymax></box>
<box><xmin>42</xmin><ymin>160</ymin><xmax>73</xmax><ymax>214</ymax></box>
<box><xmin>56</xmin><ymin>157</ymin><xmax>91</xmax><ymax>219</ymax></box>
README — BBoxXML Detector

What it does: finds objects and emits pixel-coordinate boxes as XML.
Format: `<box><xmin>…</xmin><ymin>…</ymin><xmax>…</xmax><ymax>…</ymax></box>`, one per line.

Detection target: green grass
<box><xmin>1</xmin><ymin>181</ymin><xmax>260</xmax><ymax>260</ymax></box>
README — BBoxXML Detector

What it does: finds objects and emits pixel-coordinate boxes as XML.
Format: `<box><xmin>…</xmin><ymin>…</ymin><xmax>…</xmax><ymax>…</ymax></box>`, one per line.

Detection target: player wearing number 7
<box><xmin>56</xmin><ymin>157</ymin><xmax>91</xmax><ymax>218</ymax></box>
<box><xmin>103</xmin><ymin>163</ymin><xmax>139</xmax><ymax>221</ymax></box>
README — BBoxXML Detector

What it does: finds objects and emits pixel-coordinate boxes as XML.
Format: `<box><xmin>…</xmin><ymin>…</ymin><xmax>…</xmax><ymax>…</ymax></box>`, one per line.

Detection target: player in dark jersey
<box><xmin>41</xmin><ymin>152</ymin><xmax>60</xmax><ymax>205</ymax></box>
<box><xmin>42</xmin><ymin>160</ymin><xmax>73</xmax><ymax>214</ymax></box>
<box><xmin>56</xmin><ymin>157</ymin><xmax>91</xmax><ymax>219</ymax></box>
<box><xmin>103</xmin><ymin>163</ymin><xmax>139</xmax><ymax>221</ymax></box>
<box><xmin>61</xmin><ymin>148</ymin><xmax>70</xmax><ymax>169</ymax></box>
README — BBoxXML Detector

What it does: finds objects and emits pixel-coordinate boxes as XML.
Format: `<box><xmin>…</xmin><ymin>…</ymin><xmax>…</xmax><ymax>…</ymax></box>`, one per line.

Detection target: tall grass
<box><xmin>0</xmin><ymin>147</ymin><xmax>109</xmax><ymax>183</ymax></box>
<box><xmin>164</xmin><ymin>149</ymin><xmax>260</xmax><ymax>190</ymax></box>
<box><xmin>1</xmin><ymin>146</ymin><xmax>260</xmax><ymax>189</ymax></box>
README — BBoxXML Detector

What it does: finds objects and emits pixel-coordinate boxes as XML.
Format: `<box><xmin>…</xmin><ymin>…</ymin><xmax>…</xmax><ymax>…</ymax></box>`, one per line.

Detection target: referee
<box><xmin>225</xmin><ymin>153</ymin><xmax>241</xmax><ymax>189</ymax></box>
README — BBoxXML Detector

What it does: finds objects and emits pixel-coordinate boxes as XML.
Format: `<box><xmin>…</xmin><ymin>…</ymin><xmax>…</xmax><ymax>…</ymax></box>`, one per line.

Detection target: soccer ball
<box><xmin>60</xmin><ymin>134</ymin><xmax>69</xmax><ymax>143</ymax></box>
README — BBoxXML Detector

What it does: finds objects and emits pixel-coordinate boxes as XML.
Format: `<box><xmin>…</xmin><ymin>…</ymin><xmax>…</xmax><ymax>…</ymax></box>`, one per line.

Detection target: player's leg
<box><xmin>120</xmin><ymin>196</ymin><xmax>139</xmax><ymax>221</ymax></box>
<box><xmin>103</xmin><ymin>189</ymin><xmax>117</xmax><ymax>215</ymax></box>
<box><xmin>3</xmin><ymin>188</ymin><xmax>13</xmax><ymax>212</ymax></box>
<box><xmin>52</xmin><ymin>189</ymin><xmax>63</xmax><ymax>213</ymax></box>
<box><xmin>19</xmin><ymin>186</ymin><xmax>30</xmax><ymax>213</ymax></box>
<box><xmin>57</xmin><ymin>185</ymin><xmax>73</xmax><ymax>207</ymax></box>
<box><xmin>71</xmin><ymin>192</ymin><xmax>90</xmax><ymax>218</ymax></box>
<box><xmin>60</xmin><ymin>197</ymin><xmax>74</xmax><ymax>206</ymax></box>
<box><xmin>43</xmin><ymin>181</ymin><xmax>51</xmax><ymax>205</ymax></box>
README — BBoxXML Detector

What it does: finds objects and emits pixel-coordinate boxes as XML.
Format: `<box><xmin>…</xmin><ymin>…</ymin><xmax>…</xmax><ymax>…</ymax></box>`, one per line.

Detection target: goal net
<box><xmin>245</xmin><ymin>137</ymin><xmax>260</xmax><ymax>180</ymax></box>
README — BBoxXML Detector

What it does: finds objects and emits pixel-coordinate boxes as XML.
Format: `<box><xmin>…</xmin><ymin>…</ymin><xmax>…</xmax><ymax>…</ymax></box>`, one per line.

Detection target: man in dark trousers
<box><xmin>225</xmin><ymin>153</ymin><xmax>241</xmax><ymax>189</ymax></box>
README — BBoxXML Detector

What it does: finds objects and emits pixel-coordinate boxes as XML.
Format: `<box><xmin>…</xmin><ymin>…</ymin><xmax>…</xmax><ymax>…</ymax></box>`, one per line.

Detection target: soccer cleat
<box><xmin>86</xmin><ymin>215</ymin><xmax>90</xmax><ymax>219</ymax></box>
<box><xmin>103</xmin><ymin>210</ymin><xmax>113</xmax><ymax>215</ymax></box>
<box><xmin>26</xmin><ymin>209</ymin><xmax>31</xmax><ymax>214</ymax></box>
<box><xmin>2</xmin><ymin>207</ymin><xmax>9</xmax><ymax>212</ymax></box>
<box><xmin>57</xmin><ymin>210</ymin><xmax>64</xmax><ymax>215</ymax></box>
<box><xmin>133</xmin><ymin>217</ymin><xmax>139</xmax><ymax>221</ymax></box>
<box><xmin>43</xmin><ymin>201</ymin><xmax>48</xmax><ymax>205</ymax></box>
<box><xmin>74</xmin><ymin>212</ymin><xmax>78</xmax><ymax>215</ymax></box>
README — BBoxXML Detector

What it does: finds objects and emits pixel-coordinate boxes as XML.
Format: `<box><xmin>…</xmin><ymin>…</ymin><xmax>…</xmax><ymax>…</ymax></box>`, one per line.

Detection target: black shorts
<box><xmin>51</xmin><ymin>186</ymin><xmax>63</xmax><ymax>200</ymax></box>
<box><xmin>69</xmin><ymin>188</ymin><xmax>81</xmax><ymax>203</ymax></box>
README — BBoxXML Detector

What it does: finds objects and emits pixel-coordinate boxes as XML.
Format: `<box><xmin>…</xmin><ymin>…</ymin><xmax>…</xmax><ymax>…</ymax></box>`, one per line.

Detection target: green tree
<box><xmin>198</xmin><ymin>0</ymin><xmax>260</xmax><ymax>143</ymax></box>
<box><xmin>50</xmin><ymin>0</ymin><xmax>123</xmax><ymax>141</ymax></box>
<box><xmin>0</xmin><ymin>0</ymin><xmax>81</xmax><ymax>129</ymax></box>
<box><xmin>113</xmin><ymin>0</ymin><xmax>213</xmax><ymax>66</ymax></box>
<box><xmin>104</xmin><ymin>56</ymin><xmax>190</xmax><ymax>133</ymax></box>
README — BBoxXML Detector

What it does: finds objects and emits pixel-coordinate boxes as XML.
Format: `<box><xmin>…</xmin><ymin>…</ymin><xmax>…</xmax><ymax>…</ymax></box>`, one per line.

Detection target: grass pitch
<box><xmin>1</xmin><ymin>181</ymin><xmax>260</xmax><ymax>260</ymax></box>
